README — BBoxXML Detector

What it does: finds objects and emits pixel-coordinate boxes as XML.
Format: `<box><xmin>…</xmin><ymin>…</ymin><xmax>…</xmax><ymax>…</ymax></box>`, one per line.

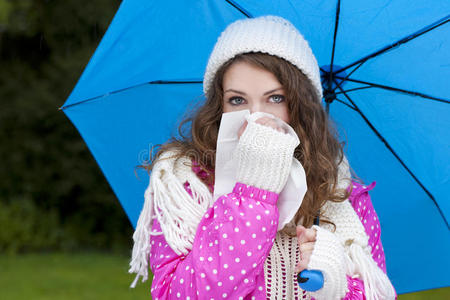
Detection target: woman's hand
<box><xmin>234</xmin><ymin>113</ymin><xmax>298</xmax><ymax>193</ymax></box>
<box><xmin>238</xmin><ymin>116</ymin><xmax>286</xmax><ymax>138</ymax></box>
<box><xmin>295</xmin><ymin>225</ymin><xmax>317</xmax><ymax>273</ymax></box>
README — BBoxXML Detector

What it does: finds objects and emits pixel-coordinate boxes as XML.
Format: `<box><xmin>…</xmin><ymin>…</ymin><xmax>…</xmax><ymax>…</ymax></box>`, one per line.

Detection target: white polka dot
<box><xmin>218</xmin><ymin>281</ymin><xmax>223</xmax><ymax>286</ymax></box>
<box><xmin>223</xmin><ymin>233</ymin><xmax>228</xmax><ymax>238</ymax></box>
<box><xmin>247</xmin><ymin>251</ymin><xmax>252</xmax><ymax>256</ymax></box>
<box><xmin>249</xmin><ymin>204</ymin><xmax>253</xmax><ymax>208</ymax></box>
<box><xmin>241</xmin><ymin>269</ymin><xmax>246</xmax><ymax>274</ymax></box>
<box><xmin>258</xmin><ymin>286</ymin><xmax>263</xmax><ymax>291</ymax></box>
<box><xmin>200</xmin><ymin>257</ymin><xmax>204</xmax><ymax>261</ymax></box>
<box><xmin>235</xmin><ymin>201</ymin><xmax>239</xmax><ymax>205</ymax></box>
<box><xmin>219</xmin><ymin>251</ymin><xmax>222</xmax><ymax>256</ymax></box>
<box><xmin>256</xmin><ymin>201</ymin><xmax>261</xmax><ymax>205</ymax></box>
<box><xmin>253</xmin><ymin>263</ymin><xmax>257</xmax><ymax>268</ymax></box>
<box><xmin>246</xmin><ymin>221</ymin><xmax>251</xmax><ymax>227</ymax></box>
<box><xmin>376</xmin><ymin>245</ymin><xmax>379</xmax><ymax>250</ymax></box>
<box><xmin>265</xmin><ymin>210</ymin><xmax>270</xmax><ymax>214</ymax></box>
<box><xmin>240</xmin><ymin>212</ymin><xmax>244</xmax><ymax>216</ymax></box>
<box><xmin>371</xmin><ymin>225</ymin><xmax>374</xmax><ymax>230</ymax></box>
<box><xmin>201</xmin><ymin>273</ymin><xmax>205</xmax><ymax>278</ymax></box>
<box><xmin>177</xmin><ymin>292</ymin><xmax>180</xmax><ymax>298</ymax></box>
<box><xmin>222</xmin><ymin>293</ymin><xmax>228</xmax><ymax>298</ymax></box>
<box><xmin>229</xmin><ymin>275</ymin><xmax>234</xmax><ymax>280</ymax></box>
<box><xmin>244</xmin><ymin>278</ymin><xmax>249</xmax><ymax>283</ymax></box>
<box><xmin>213</xmin><ymin>269</ymin><xmax>218</xmax><ymax>274</ymax></box>
<box><xmin>229</xmin><ymin>245</ymin><xmax>234</xmax><ymax>251</ymax></box>
<box><xmin>215</xmin><ymin>225</ymin><xmax>219</xmax><ymax>230</ymax></box>
<box><xmin>241</xmin><ymin>240</ymin><xmax>246</xmax><ymax>244</ymax></box>
<box><xmin>205</xmin><ymin>213</ymin><xmax>209</xmax><ymax>218</ymax></box>
<box><xmin>224</xmin><ymin>264</ymin><xmax>228</xmax><ymax>269</ymax></box>
<box><xmin>185</xmin><ymin>266</ymin><xmax>190</xmax><ymax>270</ymax></box>
<box><xmin>209</xmin><ymin>242</ymin><xmax>213</xmax><ymax>247</ymax></box>
<box><xmin>234</xmin><ymin>227</ymin><xmax>239</xmax><ymax>232</ymax></box>
<box><xmin>257</xmin><ymin>245</ymin><xmax>262</xmax><ymax>250</ymax></box>
<box><xmin>262</xmin><ymin>227</ymin><xmax>266</xmax><ymax>232</ymax></box>
<box><xmin>208</xmin><ymin>257</ymin><xmax>213</xmax><ymax>262</ymax></box>
<box><xmin>256</xmin><ymin>215</ymin><xmax>261</xmax><ymax>220</ymax></box>
<box><xmin>252</xmin><ymin>233</ymin><xmax>256</xmax><ymax>238</ymax></box>
<box><xmin>202</xmin><ymin>226</ymin><xmax>206</xmax><ymax>230</ymax></box>
<box><xmin>215</xmin><ymin>240</ymin><xmax>218</xmax><ymax>244</ymax></box>
<box><xmin>235</xmin><ymin>257</ymin><xmax>240</xmax><ymax>263</ymax></box>
<box><xmin>206</xmin><ymin>285</ymin><xmax>210</xmax><ymax>291</ymax></box>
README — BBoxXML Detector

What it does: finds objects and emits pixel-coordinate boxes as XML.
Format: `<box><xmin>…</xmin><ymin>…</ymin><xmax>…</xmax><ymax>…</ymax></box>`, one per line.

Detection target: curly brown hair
<box><xmin>138</xmin><ymin>52</ymin><xmax>361</xmax><ymax>234</ymax></box>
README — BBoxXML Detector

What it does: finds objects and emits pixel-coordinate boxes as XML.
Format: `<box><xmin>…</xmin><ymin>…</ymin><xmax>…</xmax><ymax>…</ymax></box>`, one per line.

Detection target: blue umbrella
<box><xmin>59</xmin><ymin>0</ymin><xmax>450</xmax><ymax>294</ymax></box>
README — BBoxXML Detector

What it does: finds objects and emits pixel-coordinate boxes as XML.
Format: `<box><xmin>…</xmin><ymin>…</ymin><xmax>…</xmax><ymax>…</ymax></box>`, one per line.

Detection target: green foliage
<box><xmin>0</xmin><ymin>195</ymin><xmax>64</xmax><ymax>254</ymax></box>
<box><xmin>0</xmin><ymin>0</ymin><xmax>135</xmax><ymax>254</ymax></box>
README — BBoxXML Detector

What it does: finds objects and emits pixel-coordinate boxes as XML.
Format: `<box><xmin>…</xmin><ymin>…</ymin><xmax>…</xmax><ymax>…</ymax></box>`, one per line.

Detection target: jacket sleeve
<box><xmin>149</xmin><ymin>182</ymin><xmax>279</xmax><ymax>299</ymax></box>
<box><xmin>342</xmin><ymin>181</ymin><xmax>397</xmax><ymax>299</ymax></box>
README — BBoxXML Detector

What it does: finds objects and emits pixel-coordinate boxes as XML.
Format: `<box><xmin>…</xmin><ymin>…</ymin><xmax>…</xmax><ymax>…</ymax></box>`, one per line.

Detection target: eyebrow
<box><xmin>224</xmin><ymin>87</ymin><xmax>284</xmax><ymax>96</ymax></box>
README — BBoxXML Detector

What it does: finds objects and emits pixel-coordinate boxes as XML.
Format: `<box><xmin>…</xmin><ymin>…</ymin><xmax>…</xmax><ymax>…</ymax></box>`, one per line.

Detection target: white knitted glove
<box><xmin>235</xmin><ymin>114</ymin><xmax>299</xmax><ymax>194</ymax></box>
<box><xmin>308</xmin><ymin>225</ymin><xmax>348</xmax><ymax>300</ymax></box>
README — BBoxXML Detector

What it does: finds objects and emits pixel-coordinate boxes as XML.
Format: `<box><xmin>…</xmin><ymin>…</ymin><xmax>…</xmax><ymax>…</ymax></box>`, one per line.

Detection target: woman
<box><xmin>129</xmin><ymin>15</ymin><xmax>396</xmax><ymax>299</ymax></box>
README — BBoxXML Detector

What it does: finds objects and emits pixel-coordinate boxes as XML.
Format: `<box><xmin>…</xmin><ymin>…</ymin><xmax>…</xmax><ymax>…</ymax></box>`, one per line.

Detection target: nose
<box><xmin>249</xmin><ymin>101</ymin><xmax>263</xmax><ymax>114</ymax></box>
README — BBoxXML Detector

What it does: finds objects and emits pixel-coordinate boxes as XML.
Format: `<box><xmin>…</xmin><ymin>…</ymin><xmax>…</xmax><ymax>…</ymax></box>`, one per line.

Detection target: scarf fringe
<box><xmin>128</xmin><ymin>150</ymin><xmax>212</xmax><ymax>288</ymax></box>
<box><xmin>346</xmin><ymin>243</ymin><xmax>396</xmax><ymax>300</ymax></box>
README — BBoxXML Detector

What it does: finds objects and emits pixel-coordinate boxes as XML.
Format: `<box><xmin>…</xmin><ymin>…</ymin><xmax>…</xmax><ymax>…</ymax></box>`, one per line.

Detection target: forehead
<box><xmin>222</xmin><ymin>61</ymin><xmax>282</xmax><ymax>88</ymax></box>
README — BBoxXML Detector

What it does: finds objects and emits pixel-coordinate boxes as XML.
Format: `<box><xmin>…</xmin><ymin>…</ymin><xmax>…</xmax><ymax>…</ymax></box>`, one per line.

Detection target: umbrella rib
<box><xmin>224</xmin><ymin>0</ymin><xmax>253</xmax><ymax>18</ymax></box>
<box><xmin>328</xmin><ymin>61</ymin><xmax>367</xmax><ymax>94</ymax></box>
<box><xmin>328</xmin><ymin>0</ymin><xmax>341</xmax><ymax>79</ymax></box>
<box><xmin>335</xmin><ymin>98</ymin><xmax>357</xmax><ymax>111</ymax></box>
<box><xmin>332</xmin><ymin>78</ymin><xmax>449</xmax><ymax>230</ymax></box>
<box><xmin>59</xmin><ymin>79</ymin><xmax>202</xmax><ymax>110</ymax></box>
<box><xmin>334</xmin><ymin>76</ymin><xmax>450</xmax><ymax>104</ymax></box>
<box><xmin>335</xmin><ymin>86</ymin><xmax>373</xmax><ymax>95</ymax></box>
<box><xmin>334</xmin><ymin>14</ymin><xmax>450</xmax><ymax>75</ymax></box>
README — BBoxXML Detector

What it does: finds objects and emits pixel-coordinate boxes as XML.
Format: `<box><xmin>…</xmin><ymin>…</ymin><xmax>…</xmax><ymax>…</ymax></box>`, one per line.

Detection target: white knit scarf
<box><xmin>128</xmin><ymin>150</ymin><xmax>395</xmax><ymax>299</ymax></box>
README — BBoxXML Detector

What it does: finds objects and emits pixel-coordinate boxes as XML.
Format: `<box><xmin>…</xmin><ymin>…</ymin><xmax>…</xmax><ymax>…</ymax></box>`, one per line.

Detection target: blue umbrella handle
<box><xmin>297</xmin><ymin>269</ymin><xmax>324</xmax><ymax>291</ymax></box>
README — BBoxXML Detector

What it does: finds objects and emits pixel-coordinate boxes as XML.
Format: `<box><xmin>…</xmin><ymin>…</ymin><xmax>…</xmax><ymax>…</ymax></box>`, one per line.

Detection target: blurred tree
<box><xmin>0</xmin><ymin>0</ymin><xmax>134</xmax><ymax>253</ymax></box>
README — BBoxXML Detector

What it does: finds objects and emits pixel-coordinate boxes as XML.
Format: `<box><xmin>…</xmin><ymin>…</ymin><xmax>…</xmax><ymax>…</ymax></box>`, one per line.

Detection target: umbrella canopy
<box><xmin>59</xmin><ymin>0</ymin><xmax>450</xmax><ymax>294</ymax></box>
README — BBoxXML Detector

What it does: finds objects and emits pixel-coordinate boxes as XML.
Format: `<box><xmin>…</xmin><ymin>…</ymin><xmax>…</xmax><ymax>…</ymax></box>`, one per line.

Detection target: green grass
<box><xmin>0</xmin><ymin>252</ymin><xmax>150</xmax><ymax>300</ymax></box>
<box><xmin>0</xmin><ymin>253</ymin><xmax>448</xmax><ymax>299</ymax></box>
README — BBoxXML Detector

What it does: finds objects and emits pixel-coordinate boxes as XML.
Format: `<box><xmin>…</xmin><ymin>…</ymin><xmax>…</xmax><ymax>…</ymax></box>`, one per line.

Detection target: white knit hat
<box><xmin>203</xmin><ymin>15</ymin><xmax>323</xmax><ymax>101</ymax></box>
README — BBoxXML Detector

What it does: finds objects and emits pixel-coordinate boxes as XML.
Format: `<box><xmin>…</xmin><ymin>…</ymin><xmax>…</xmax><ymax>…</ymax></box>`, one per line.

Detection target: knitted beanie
<box><xmin>203</xmin><ymin>15</ymin><xmax>323</xmax><ymax>101</ymax></box>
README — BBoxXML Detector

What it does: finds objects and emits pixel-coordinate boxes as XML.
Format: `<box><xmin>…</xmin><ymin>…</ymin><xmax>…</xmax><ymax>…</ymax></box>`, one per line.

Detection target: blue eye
<box><xmin>229</xmin><ymin>97</ymin><xmax>245</xmax><ymax>105</ymax></box>
<box><xmin>270</xmin><ymin>95</ymin><xmax>285</xmax><ymax>103</ymax></box>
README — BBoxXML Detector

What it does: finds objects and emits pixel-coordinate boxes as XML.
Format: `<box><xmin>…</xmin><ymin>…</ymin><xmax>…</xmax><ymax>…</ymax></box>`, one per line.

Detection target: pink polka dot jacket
<box><xmin>139</xmin><ymin>156</ymin><xmax>397</xmax><ymax>300</ymax></box>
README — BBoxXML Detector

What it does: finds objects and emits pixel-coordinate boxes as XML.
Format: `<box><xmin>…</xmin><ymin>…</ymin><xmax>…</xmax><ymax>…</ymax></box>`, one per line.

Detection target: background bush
<box><xmin>0</xmin><ymin>0</ymin><xmax>133</xmax><ymax>254</ymax></box>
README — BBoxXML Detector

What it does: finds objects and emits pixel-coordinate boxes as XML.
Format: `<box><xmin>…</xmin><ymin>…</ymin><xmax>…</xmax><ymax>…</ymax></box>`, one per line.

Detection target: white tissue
<box><xmin>213</xmin><ymin>109</ymin><xmax>308</xmax><ymax>231</ymax></box>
